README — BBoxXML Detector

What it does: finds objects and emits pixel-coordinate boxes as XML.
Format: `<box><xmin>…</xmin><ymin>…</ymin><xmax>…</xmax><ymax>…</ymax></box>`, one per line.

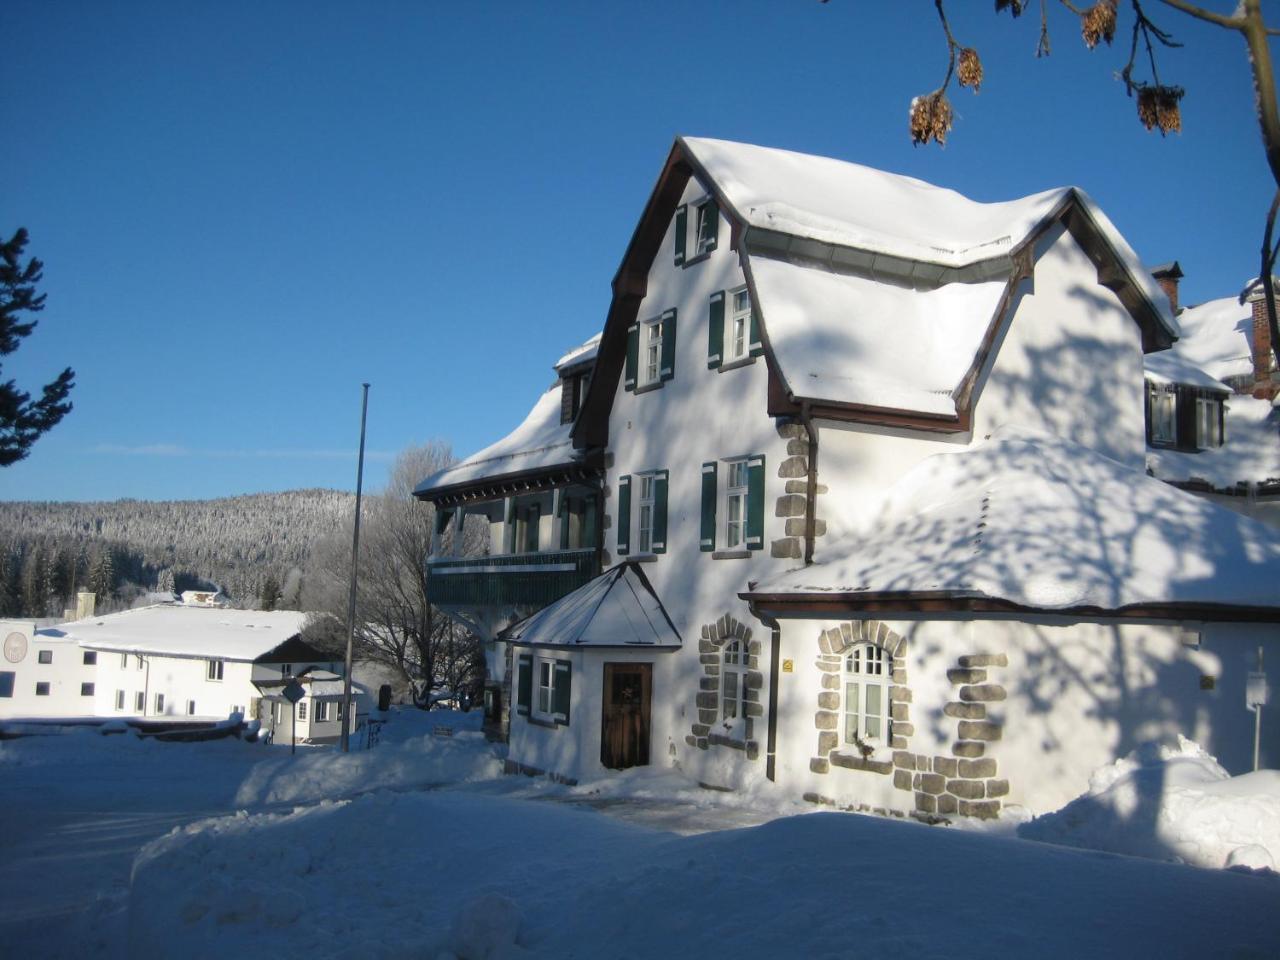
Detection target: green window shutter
<box><xmin>659</xmin><ymin>308</ymin><xmax>677</xmax><ymax>382</ymax></box>
<box><xmin>746</xmin><ymin>454</ymin><xmax>766</xmax><ymax>550</ymax></box>
<box><xmin>516</xmin><ymin>654</ymin><xmax>532</xmax><ymax>716</ymax></box>
<box><xmin>652</xmin><ymin>469</ymin><xmax>669</xmax><ymax>553</ymax></box>
<box><xmin>704</xmin><ymin>200</ymin><xmax>720</xmax><ymax>254</ymax></box>
<box><xmin>700</xmin><ymin>461</ymin><xmax>717</xmax><ymax>552</ymax></box>
<box><xmin>552</xmin><ymin>660</ymin><xmax>571</xmax><ymax>724</ymax></box>
<box><xmin>559</xmin><ymin>495</ymin><xmax>570</xmax><ymax>550</ymax></box>
<box><xmin>616</xmin><ymin>475</ymin><xmax>631</xmax><ymax>556</ymax></box>
<box><xmin>583</xmin><ymin>494</ymin><xmax>598</xmax><ymax>552</ymax></box>
<box><xmin>749</xmin><ymin>298</ymin><xmax>764</xmax><ymax>358</ymax></box>
<box><xmin>674</xmin><ymin>204</ymin><xmax>687</xmax><ymax>266</ymax></box>
<box><xmin>707</xmin><ymin>292</ymin><xmax>725</xmax><ymax>369</ymax></box>
<box><xmin>624</xmin><ymin>323</ymin><xmax>639</xmax><ymax>392</ymax></box>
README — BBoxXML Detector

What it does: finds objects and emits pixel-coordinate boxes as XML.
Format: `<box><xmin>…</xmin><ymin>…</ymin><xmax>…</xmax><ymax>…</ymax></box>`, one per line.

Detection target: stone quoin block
<box><xmin>959</xmin><ymin>684</ymin><xmax>1007</xmax><ymax>703</ymax></box>
<box><xmin>890</xmin><ymin>703</ymin><xmax>910</xmax><ymax>722</ymax></box>
<box><xmin>816</xmin><ymin>660</ymin><xmax>840</xmax><ymax>674</ymax></box>
<box><xmin>986</xmin><ymin>779</ymin><xmax>1010</xmax><ymax>798</ymax></box>
<box><xmin>695</xmin><ymin>692</ymin><xmax>718</xmax><ymax>710</ymax></box>
<box><xmin>958</xmin><ymin>653</ymin><xmax>1008</xmax><ymax>669</ymax></box>
<box><xmin>959</xmin><ymin>800</ymin><xmax>1001</xmax><ymax>820</ymax></box>
<box><xmin>946</xmin><ymin>668</ymin><xmax>987</xmax><ymax>685</ymax></box>
<box><xmin>786</xmin><ymin>438</ymin><xmax>808</xmax><ymax>456</ymax></box>
<box><xmin>745</xmin><ymin>671</ymin><xmax>764</xmax><ymax>690</ymax></box>
<box><xmin>771</xmin><ymin>538</ymin><xmax>802</xmax><ymax>559</ymax></box>
<box><xmin>817</xmin><ymin>731</ymin><xmax>838</xmax><ymax>755</ymax></box>
<box><xmin>914</xmin><ymin>772</ymin><xmax>945</xmax><ymax>795</ymax></box>
<box><xmin>776</xmin><ymin>421</ymin><xmax>806</xmax><ymax>440</ymax></box>
<box><xmin>691</xmin><ymin>724</ymin><xmax>710</xmax><ymax>737</ymax></box>
<box><xmin>893</xmin><ymin>751</ymin><xmax>915</xmax><ymax>770</ymax></box>
<box><xmin>893</xmin><ymin>722</ymin><xmax>914</xmax><ymax>737</ymax></box>
<box><xmin>785</xmin><ymin>518</ymin><xmax>827</xmax><ymax>538</ymax></box>
<box><xmin>699</xmin><ymin>639</ymin><xmax>716</xmax><ymax>654</ymax></box>
<box><xmin>937</xmin><ymin>793</ymin><xmax>959</xmax><ymax>815</ymax></box>
<box><xmin>698</xmin><ymin>709</ymin><xmax>718</xmax><ymax>726</ymax></box>
<box><xmin>774</xmin><ymin>494</ymin><xmax>806</xmax><ymax>518</ymax></box>
<box><xmin>684</xmin><ymin>735</ymin><xmax>698</xmax><ymax>748</ymax></box>
<box><xmin>744</xmin><ymin>702</ymin><xmax>764</xmax><ymax>719</ymax></box>
<box><xmin>814</xmin><ymin>711</ymin><xmax>839</xmax><ymax>731</ymax></box>
<box><xmin>944</xmin><ymin>702</ymin><xmax>986</xmax><ymax>720</ymax></box>
<box><xmin>822</xmin><ymin>674</ymin><xmax>840</xmax><ymax>690</ymax></box>
<box><xmin>959</xmin><ymin>758</ymin><xmax>997</xmax><ymax>779</ymax></box>
<box><xmin>915</xmin><ymin>792</ymin><xmax>937</xmax><ymax>814</ymax></box>
<box><xmin>699</xmin><ymin>653</ymin><xmax>720</xmax><ymax>666</ymax></box>
<box><xmin>893</xmin><ymin>768</ymin><xmax>912</xmax><ymax>791</ymax></box>
<box><xmin>777</xmin><ymin>456</ymin><xmax>808</xmax><ymax>479</ymax></box>
<box><xmin>810</xmin><ymin>758</ymin><xmax>830</xmax><ymax>775</ymax></box>
<box><xmin>746</xmin><ymin>742</ymin><xmax>760</xmax><ymax>761</ymax></box>
<box><xmin>946</xmin><ymin>779</ymin><xmax>985</xmax><ymax>800</ymax></box>
<box><xmin>890</xmin><ymin>687</ymin><xmax>912</xmax><ymax>704</ymax></box>
<box><xmin>952</xmin><ymin>741</ymin><xmax>985</xmax><ymax>758</ymax></box>
<box><xmin>932</xmin><ymin>757</ymin><xmax>958</xmax><ymax>778</ymax></box>
<box><xmin>817</xmin><ymin>692</ymin><xmax>840</xmax><ymax>711</ymax></box>
<box><xmin>958</xmin><ymin>720</ymin><xmax>1002</xmax><ymax>741</ymax></box>
<box><xmin>699</xmin><ymin>677</ymin><xmax>718</xmax><ymax>692</ymax></box>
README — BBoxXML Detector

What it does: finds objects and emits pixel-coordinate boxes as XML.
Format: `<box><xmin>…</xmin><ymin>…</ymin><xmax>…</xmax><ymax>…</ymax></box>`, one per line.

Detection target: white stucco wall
<box><xmin>0</xmin><ymin>624</ymin><xmax>98</xmax><ymax>718</ymax></box>
<box><xmin>92</xmin><ymin>651</ymin><xmax>258</xmax><ymax>719</ymax></box>
<box><xmin>768</xmin><ymin>614</ymin><xmax>1278</xmax><ymax>818</ymax></box>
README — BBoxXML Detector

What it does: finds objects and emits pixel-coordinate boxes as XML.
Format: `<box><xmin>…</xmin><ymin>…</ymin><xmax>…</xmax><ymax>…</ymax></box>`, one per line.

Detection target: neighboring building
<box><xmin>1141</xmin><ymin>270</ymin><xmax>1280</xmax><ymax>526</ymax></box>
<box><xmin>0</xmin><ymin>603</ymin><xmax>365</xmax><ymax>739</ymax></box>
<box><xmin>418</xmin><ymin>137</ymin><xmax>1280</xmax><ymax>820</ymax></box>
<box><xmin>254</xmin><ymin>661</ymin><xmax>367</xmax><ymax>745</ymax></box>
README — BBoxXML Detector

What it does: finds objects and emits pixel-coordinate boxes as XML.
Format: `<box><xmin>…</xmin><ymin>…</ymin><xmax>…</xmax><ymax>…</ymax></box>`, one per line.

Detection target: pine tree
<box><xmin>0</xmin><ymin>228</ymin><xmax>74</xmax><ymax>465</ymax></box>
<box><xmin>259</xmin><ymin>574</ymin><xmax>281</xmax><ymax>611</ymax></box>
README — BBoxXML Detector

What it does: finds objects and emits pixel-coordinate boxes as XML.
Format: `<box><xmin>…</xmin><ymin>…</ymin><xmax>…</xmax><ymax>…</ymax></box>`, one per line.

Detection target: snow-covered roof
<box><xmin>417</xmin><ymin>334</ymin><xmax>601</xmax><ymax>496</ymax></box>
<box><xmin>752</xmin><ymin>258</ymin><xmax>1005</xmax><ymax>413</ymax></box>
<box><xmin>683</xmin><ymin>137</ymin><xmax>1176</xmax><ymax>341</ymax></box>
<box><xmin>42</xmin><ymin>606</ymin><xmax>308</xmax><ymax>661</ymax></box>
<box><xmin>1143</xmin><ymin>351</ymin><xmax>1230</xmax><ymax>392</ymax></box>
<box><xmin>416</xmin><ymin>387</ymin><xmax>574</xmax><ymax>495</ymax></box>
<box><xmin>749</xmin><ymin>429</ymin><xmax>1280</xmax><ymax>613</ymax></box>
<box><xmin>502</xmin><ymin>562</ymin><xmax>682</xmax><ymax>648</ymax></box>
<box><xmin>555</xmin><ymin>333</ymin><xmax>601</xmax><ymax>372</ymax></box>
<box><xmin>1166</xmin><ymin>295</ymin><xmax>1255</xmax><ymax>383</ymax></box>
<box><xmin>1147</xmin><ymin>396</ymin><xmax>1280</xmax><ymax>489</ymax></box>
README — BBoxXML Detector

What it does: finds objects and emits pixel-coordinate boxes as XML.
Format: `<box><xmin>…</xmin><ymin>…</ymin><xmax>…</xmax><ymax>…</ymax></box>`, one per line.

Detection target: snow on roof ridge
<box><xmin>554</xmin><ymin>332</ymin><xmax>602</xmax><ymax>371</ymax></box>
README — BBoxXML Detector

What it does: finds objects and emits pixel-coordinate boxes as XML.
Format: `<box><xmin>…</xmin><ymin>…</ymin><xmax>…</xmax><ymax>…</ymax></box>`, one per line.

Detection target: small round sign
<box><xmin>4</xmin><ymin>631</ymin><xmax>28</xmax><ymax>664</ymax></box>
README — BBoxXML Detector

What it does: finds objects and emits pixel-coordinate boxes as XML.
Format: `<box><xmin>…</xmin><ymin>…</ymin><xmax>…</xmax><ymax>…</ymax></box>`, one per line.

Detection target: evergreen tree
<box><xmin>0</xmin><ymin>228</ymin><xmax>74</xmax><ymax>465</ymax></box>
<box><xmin>259</xmin><ymin>574</ymin><xmax>281</xmax><ymax>611</ymax></box>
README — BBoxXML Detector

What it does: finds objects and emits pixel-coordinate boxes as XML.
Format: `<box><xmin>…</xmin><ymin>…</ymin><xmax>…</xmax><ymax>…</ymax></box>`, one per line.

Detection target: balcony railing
<box><xmin>426</xmin><ymin>548</ymin><xmax>599</xmax><ymax>609</ymax></box>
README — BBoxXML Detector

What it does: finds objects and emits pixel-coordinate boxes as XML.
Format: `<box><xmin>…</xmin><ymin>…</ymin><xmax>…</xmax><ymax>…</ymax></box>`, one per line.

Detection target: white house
<box><xmin>415</xmin><ymin>137</ymin><xmax>1280</xmax><ymax>820</ymax></box>
<box><xmin>0</xmin><ymin>603</ymin><xmax>364</xmax><ymax>741</ymax></box>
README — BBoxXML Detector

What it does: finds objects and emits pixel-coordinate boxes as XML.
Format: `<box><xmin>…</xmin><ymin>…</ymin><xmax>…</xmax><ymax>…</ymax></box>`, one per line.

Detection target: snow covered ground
<box><xmin>3</xmin><ymin>710</ymin><xmax>1278</xmax><ymax>959</ymax></box>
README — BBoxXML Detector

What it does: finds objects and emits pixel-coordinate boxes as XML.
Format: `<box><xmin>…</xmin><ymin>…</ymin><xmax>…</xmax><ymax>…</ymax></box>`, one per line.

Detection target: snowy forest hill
<box><xmin>0</xmin><ymin>489</ymin><xmax>355</xmax><ymax>616</ymax></box>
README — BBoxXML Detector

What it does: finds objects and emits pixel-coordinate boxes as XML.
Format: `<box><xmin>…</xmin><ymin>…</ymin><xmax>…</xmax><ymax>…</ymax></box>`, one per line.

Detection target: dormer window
<box><xmin>1149</xmin><ymin>385</ymin><xmax>1176</xmax><ymax>445</ymax></box>
<box><xmin>673</xmin><ymin>197</ymin><xmax>719</xmax><ymax>266</ymax></box>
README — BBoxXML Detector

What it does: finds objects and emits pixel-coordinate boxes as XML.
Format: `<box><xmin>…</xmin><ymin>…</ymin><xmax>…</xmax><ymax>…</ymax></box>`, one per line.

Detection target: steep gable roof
<box><xmin>575</xmin><ymin>137</ymin><xmax>1177</xmax><ymax>446</ymax></box>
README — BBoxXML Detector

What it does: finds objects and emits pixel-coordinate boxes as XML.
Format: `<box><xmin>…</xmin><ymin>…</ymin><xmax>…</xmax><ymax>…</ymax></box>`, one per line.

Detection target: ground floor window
<box><xmin>721</xmin><ymin>638</ymin><xmax>747</xmax><ymax>722</ymax></box>
<box><xmin>186</xmin><ymin>700</ymin><xmax>196</xmax><ymax>715</ymax></box>
<box><xmin>315</xmin><ymin>700</ymin><xmax>332</xmax><ymax>722</ymax></box>
<box><xmin>80</xmin><ymin>682</ymin><xmax>94</xmax><ymax>697</ymax></box>
<box><xmin>154</xmin><ymin>693</ymin><xmax>165</xmax><ymax>714</ymax></box>
<box><xmin>843</xmin><ymin>643</ymin><xmax>889</xmax><ymax>748</ymax></box>
<box><xmin>298</xmin><ymin>700</ymin><xmax>308</xmax><ymax>721</ymax></box>
<box><xmin>0</xmin><ymin>672</ymin><xmax>14</xmax><ymax>698</ymax></box>
<box><xmin>516</xmin><ymin>653</ymin><xmax>572</xmax><ymax>725</ymax></box>
<box><xmin>135</xmin><ymin>691</ymin><xmax>145</xmax><ymax>712</ymax></box>
<box><xmin>36</xmin><ymin>682</ymin><xmax>50</xmax><ymax>696</ymax></box>
<box><xmin>115</xmin><ymin>689</ymin><xmax>125</xmax><ymax>710</ymax></box>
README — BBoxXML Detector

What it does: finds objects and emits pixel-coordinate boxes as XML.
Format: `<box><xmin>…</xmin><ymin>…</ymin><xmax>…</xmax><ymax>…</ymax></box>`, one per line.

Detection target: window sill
<box><xmin>829</xmin><ymin>751</ymin><xmax>894</xmax><ymax>775</ymax></box>
<box><xmin>634</xmin><ymin>380</ymin><xmax>665</xmax><ymax>395</ymax></box>
<box><xmin>681</xmin><ymin>251</ymin><xmax>713</xmax><ymax>269</ymax></box>
<box><xmin>717</xmin><ymin>355</ymin><xmax>757</xmax><ymax>373</ymax></box>
<box><xmin>622</xmin><ymin>552</ymin><xmax>659</xmax><ymax>563</ymax></box>
<box><xmin>711</xmin><ymin>550</ymin><xmax>751</xmax><ymax>560</ymax></box>
<box><xmin>527</xmin><ymin>714</ymin><xmax>565</xmax><ymax>730</ymax></box>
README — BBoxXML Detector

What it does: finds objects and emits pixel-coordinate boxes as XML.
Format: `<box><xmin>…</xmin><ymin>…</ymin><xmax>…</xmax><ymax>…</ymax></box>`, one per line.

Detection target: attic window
<box><xmin>695</xmin><ymin>199</ymin><xmax>719</xmax><ymax>256</ymax></box>
<box><xmin>673</xmin><ymin>197</ymin><xmax>719</xmax><ymax>266</ymax></box>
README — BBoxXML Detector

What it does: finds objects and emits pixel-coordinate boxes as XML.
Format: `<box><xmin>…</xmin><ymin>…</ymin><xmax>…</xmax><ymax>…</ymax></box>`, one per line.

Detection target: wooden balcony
<box><xmin>426</xmin><ymin>548</ymin><xmax>599</xmax><ymax>610</ymax></box>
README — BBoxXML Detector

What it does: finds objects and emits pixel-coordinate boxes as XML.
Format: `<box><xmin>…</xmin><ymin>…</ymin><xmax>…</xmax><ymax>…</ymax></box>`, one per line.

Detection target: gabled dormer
<box><xmin>1143</xmin><ymin>351</ymin><xmax>1230</xmax><ymax>451</ymax></box>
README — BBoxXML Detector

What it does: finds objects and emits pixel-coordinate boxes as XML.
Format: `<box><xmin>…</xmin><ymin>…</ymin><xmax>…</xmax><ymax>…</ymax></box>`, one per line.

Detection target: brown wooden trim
<box><xmin>416</xmin><ymin>457</ymin><xmax>603</xmax><ymax>506</ymax></box>
<box><xmin>740</xmin><ymin>589</ymin><xmax>1280</xmax><ymax>623</ymax></box>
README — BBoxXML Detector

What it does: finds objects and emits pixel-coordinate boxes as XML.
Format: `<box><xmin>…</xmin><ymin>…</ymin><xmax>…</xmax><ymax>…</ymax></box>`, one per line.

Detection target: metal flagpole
<box><xmin>341</xmin><ymin>383</ymin><xmax>370</xmax><ymax>753</ymax></box>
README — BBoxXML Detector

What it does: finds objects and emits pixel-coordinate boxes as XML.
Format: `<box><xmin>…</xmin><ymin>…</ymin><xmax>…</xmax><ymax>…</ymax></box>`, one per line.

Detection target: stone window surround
<box><xmin>687</xmin><ymin>614</ymin><xmax>763</xmax><ymax>760</ymax></box>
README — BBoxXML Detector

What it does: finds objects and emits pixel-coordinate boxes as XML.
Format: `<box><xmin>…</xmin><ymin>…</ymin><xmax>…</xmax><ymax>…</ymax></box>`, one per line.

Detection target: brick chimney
<box><xmin>1248</xmin><ymin>288</ymin><xmax>1278</xmax><ymax>400</ymax></box>
<box><xmin>1151</xmin><ymin>262</ymin><xmax>1183</xmax><ymax>315</ymax></box>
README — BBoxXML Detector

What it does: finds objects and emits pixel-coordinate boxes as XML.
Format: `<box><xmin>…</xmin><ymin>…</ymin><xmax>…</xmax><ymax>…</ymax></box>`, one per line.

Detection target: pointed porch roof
<box><xmin>500</xmin><ymin>562</ymin><xmax>682</xmax><ymax>649</ymax></box>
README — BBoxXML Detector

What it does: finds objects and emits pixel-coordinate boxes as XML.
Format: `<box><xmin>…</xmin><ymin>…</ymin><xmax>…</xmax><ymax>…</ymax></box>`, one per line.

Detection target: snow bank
<box><xmin>1020</xmin><ymin>737</ymin><xmax>1280</xmax><ymax>870</ymax></box>
<box><xmin>129</xmin><ymin>789</ymin><xmax>1280</xmax><ymax>959</ymax></box>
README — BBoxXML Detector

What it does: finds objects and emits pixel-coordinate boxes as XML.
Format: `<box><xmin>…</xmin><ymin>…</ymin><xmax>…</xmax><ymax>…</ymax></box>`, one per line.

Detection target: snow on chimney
<box><xmin>1151</xmin><ymin>261</ymin><xmax>1183</xmax><ymax>315</ymax></box>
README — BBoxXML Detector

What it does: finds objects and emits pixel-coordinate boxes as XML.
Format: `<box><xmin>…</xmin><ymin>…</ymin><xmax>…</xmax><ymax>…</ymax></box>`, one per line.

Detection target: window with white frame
<box><xmin>115</xmin><ymin>689</ymin><xmax>125</xmax><ymax>711</ymax></box>
<box><xmin>727</xmin><ymin>288</ymin><xmax>752</xmax><ymax>363</ymax></box>
<box><xmin>83</xmin><ymin>651</ymin><xmax>97</xmax><ymax>666</ymax></box>
<box><xmin>206</xmin><ymin>659</ymin><xmax>224</xmax><ymax>682</ymax></box>
<box><xmin>281</xmin><ymin>664</ymin><xmax>293</xmax><ymax>678</ymax></box>
<box><xmin>38</xmin><ymin>650</ymin><xmax>52</xmax><ymax>664</ymax></box>
<box><xmin>1149</xmin><ymin>385</ymin><xmax>1176</xmax><ymax>444</ymax></box>
<box><xmin>641</xmin><ymin>316</ymin><xmax>664</xmax><ymax>387</ymax></box>
<box><xmin>120</xmin><ymin>653</ymin><xmax>128</xmax><ymax>669</ymax></box>
<box><xmin>637</xmin><ymin>474</ymin><xmax>656</xmax><ymax>554</ymax></box>
<box><xmin>135</xmin><ymin>691</ymin><xmax>145</xmax><ymax>712</ymax></box>
<box><xmin>1196</xmin><ymin>397</ymin><xmax>1223</xmax><ymax>449</ymax></box>
<box><xmin>81</xmin><ymin>682</ymin><xmax>94</xmax><ymax>697</ymax></box>
<box><xmin>517</xmin><ymin>654</ymin><xmax>571</xmax><ymax>725</ymax></box>
<box><xmin>724</xmin><ymin>459</ymin><xmax>749</xmax><ymax>550</ymax></box>
<box><xmin>842</xmin><ymin>644</ymin><xmax>890</xmax><ymax>748</ymax></box>
<box><xmin>36</xmin><ymin>681</ymin><xmax>50</xmax><ymax>696</ymax></box>
<box><xmin>315</xmin><ymin>701</ymin><xmax>332</xmax><ymax>722</ymax></box>
<box><xmin>154</xmin><ymin>693</ymin><xmax>165</xmax><ymax>715</ymax></box>
<box><xmin>700</xmin><ymin>456</ymin><xmax>765</xmax><ymax>554</ymax></box>
<box><xmin>694</xmin><ymin>198</ymin><xmax>719</xmax><ymax>256</ymax></box>
<box><xmin>721</xmin><ymin>638</ymin><xmax>747</xmax><ymax>724</ymax></box>
<box><xmin>298</xmin><ymin>700</ymin><xmax>308</xmax><ymax>721</ymax></box>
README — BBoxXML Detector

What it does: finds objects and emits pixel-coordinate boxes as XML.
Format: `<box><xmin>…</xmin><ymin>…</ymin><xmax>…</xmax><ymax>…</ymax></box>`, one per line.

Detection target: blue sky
<box><xmin>1</xmin><ymin>1</ymin><xmax>1270</xmax><ymax>502</ymax></box>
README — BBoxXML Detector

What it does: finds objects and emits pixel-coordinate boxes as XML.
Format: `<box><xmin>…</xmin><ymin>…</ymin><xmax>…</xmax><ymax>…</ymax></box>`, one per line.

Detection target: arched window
<box><xmin>843</xmin><ymin>644</ymin><xmax>889</xmax><ymax>747</ymax></box>
<box><xmin>722</xmin><ymin>637</ymin><xmax>747</xmax><ymax>721</ymax></box>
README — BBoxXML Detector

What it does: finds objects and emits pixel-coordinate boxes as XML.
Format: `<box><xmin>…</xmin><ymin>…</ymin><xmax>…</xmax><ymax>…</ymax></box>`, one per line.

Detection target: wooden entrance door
<box><xmin>601</xmin><ymin>663</ymin><xmax>651</xmax><ymax>769</ymax></box>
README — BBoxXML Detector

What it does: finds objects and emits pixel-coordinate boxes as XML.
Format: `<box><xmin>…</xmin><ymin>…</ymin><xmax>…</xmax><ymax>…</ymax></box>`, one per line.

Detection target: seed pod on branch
<box><xmin>1081</xmin><ymin>1</ymin><xmax>1117</xmax><ymax>50</ymax></box>
<box><xmin>995</xmin><ymin>0</ymin><xmax>1024</xmax><ymax>17</ymax></box>
<box><xmin>958</xmin><ymin>47</ymin><xmax>983</xmax><ymax>93</ymax></box>
<box><xmin>909</xmin><ymin>91</ymin><xmax>954</xmax><ymax>146</ymax></box>
<box><xmin>1136</xmin><ymin>84</ymin><xmax>1184</xmax><ymax>134</ymax></box>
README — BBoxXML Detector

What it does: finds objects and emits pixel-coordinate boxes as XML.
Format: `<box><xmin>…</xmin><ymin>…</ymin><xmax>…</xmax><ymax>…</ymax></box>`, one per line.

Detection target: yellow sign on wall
<box><xmin>782</xmin><ymin>659</ymin><xmax>794</xmax><ymax>673</ymax></box>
